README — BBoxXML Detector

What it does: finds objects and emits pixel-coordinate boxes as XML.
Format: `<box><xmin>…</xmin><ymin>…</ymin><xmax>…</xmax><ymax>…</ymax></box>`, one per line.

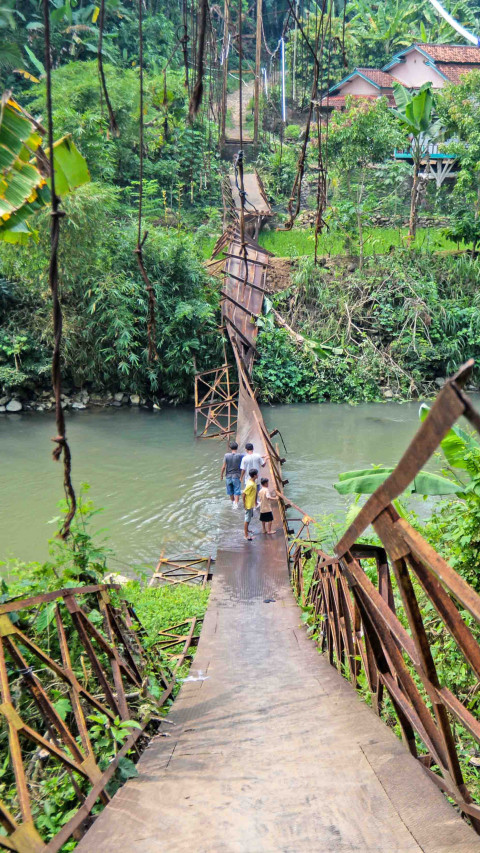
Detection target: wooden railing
<box><xmin>290</xmin><ymin>360</ymin><xmax>480</xmax><ymax>831</ymax></box>
<box><xmin>0</xmin><ymin>584</ymin><xmax>189</xmax><ymax>852</ymax></box>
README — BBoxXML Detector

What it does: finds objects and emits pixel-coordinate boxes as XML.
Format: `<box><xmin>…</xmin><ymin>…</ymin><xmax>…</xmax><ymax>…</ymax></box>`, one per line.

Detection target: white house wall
<box><xmin>390</xmin><ymin>49</ymin><xmax>446</xmax><ymax>88</ymax></box>
<box><xmin>340</xmin><ymin>76</ymin><xmax>379</xmax><ymax>95</ymax></box>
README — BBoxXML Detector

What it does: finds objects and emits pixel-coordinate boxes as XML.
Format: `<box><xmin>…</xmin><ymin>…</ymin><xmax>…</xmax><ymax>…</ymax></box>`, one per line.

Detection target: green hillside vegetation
<box><xmin>1</xmin><ymin>2</ymin><xmax>480</xmax><ymax>403</ymax></box>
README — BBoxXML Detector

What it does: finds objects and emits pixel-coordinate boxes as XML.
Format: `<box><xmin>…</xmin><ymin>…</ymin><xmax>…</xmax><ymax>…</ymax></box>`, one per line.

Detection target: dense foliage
<box><xmin>0</xmin><ymin>183</ymin><xmax>221</xmax><ymax>399</ymax></box>
<box><xmin>254</xmin><ymin>252</ymin><xmax>480</xmax><ymax>403</ymax></box>
<box><xmin>2</xmin><ymin>0</ymin><xmax>480</xmax><ymax>404</ymax></box>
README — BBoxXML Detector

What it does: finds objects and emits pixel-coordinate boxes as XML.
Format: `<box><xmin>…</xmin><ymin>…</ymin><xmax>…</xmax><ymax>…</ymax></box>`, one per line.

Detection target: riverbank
<box><xmin>0</xmin><ymin>387</ymin><xmax>181</xmax><ymax>413</ymax></box>
<box><xmin>254</xmin><ymin>250</ymin><xmax>480</xmax><ymax>404</ymax></box>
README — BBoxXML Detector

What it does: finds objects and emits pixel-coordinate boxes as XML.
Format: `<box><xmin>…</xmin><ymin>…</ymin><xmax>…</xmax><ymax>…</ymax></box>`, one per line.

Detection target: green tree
<box><xmin>25</xmin><ymin>60</ymin><xmax>221</xmax><ymax>207</ymax></box>
<box><xmin>343</xmin><ymin>0</ymin><xmax>480</xmax><ymax>67</ymax></box>
<box><xmin>327</xmin><ymin>96</ymin><xmax>403</xmax><ymax>265</ymax></box>
<box><xmin>0</xmin><ymin>183</ymin><xmax>221</xmax><ymax>399</ymax></box>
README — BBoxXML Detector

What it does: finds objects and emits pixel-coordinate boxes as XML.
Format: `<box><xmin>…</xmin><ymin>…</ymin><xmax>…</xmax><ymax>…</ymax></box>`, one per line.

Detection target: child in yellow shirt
<box><xmin>242</xmin><ymin>469</ymin><xmax>258</xmax><ymax>541</ymax></box>
<box><xmin>258</xmin><ymin>477</ymin><xmax>277</xmax><ymax>535</ymax></box>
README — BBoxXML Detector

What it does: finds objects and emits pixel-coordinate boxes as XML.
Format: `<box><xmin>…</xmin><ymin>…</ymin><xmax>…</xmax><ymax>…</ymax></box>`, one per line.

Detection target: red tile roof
<box><xmin>356</xmin><ymin>68</ymin><xmax>395</xmax><ymax>87</ymax></box>
<box><xmin>417</xmin><ymin>43</ymin><xmax>480</xmax><ymax>63</ymax></box>
<box><xmin>435</xmin><ymin>62</ymin><xmax>480</xmax><ymax>84</ymax></box>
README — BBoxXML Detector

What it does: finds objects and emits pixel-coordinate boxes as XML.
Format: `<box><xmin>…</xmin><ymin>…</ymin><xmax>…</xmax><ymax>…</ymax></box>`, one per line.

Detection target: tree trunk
<box><xmin>408</xmin><ymin>155</ymin><xmax>420</xmax><ymax>242</ymax></box>
<box><xmin>357</xmin><ymin>171</ymin><xmax>365</xmax><ymax>269</ymax></box>
<box><xmin>220</xmin><ymin>0</ymin><xmax>229</xmax><ymax>146</ymax></box>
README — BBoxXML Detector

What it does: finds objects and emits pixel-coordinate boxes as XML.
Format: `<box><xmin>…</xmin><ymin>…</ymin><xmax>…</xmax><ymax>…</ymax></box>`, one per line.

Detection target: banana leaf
<box><xmin>337</xmin><ymin>467</ymin><xmax>392</xmax><ymax>482</ymax></box>
<box><xmin>419</xmin><ymin>403</ymin><xmax>479</xmax><ymax>472</ymax></box>
<box><xmin>0</xmin><ymin>92</ymin><xmax>90</xmax><ymax>243</ymax></box>
<box><xmin>46</xmin><ymin>135</ymin><xmax>90</xmax><ymax>196</ymax></box>
<box><xmin>334</xmin><ymin>467</ymin><xmax>461</xmax><ymax>496</ymax></box>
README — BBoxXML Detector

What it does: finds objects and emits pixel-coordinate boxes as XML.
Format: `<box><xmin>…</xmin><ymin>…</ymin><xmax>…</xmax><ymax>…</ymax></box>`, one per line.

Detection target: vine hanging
<box><xmin>42</xmin><ymin>0</ymin><xmax>77</xmax><ymax>539</ymax></box>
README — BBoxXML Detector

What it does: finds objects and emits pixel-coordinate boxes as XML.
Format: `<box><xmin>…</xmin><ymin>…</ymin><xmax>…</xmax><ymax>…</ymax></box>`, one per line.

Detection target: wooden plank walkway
<box><xmin>228</xmin><ymin>172</ymin><xmax>271</xmax><ymax>218</ymax></box>
<box><xmin>77</xmin><ymin>203</ymin><xmax>479</xmax><ymax>851</ymax></box>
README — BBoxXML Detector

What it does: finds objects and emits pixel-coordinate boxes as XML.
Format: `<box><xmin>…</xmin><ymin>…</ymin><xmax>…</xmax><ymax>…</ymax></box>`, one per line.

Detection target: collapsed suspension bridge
<box><xmin>3</xmin><ymin>173</ymin><xmax>480</xmax><ymax>851</ymax></box>
<box><xmin>79</xmin><ymin>175</ymin><xmax>480</xmax><ymax>851</ymax></box>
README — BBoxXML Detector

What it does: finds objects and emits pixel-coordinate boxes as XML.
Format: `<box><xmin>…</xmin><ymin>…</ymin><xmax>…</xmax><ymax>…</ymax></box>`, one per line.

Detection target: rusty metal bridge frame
<box><xmin>289</xmin><ymin>361</ymin><xmax>480</xmax><ymax>830</ymax></box>
<box><xmin>0</xmin><ymin>584</ymin><xmax>201</xmax><ymax>852</ymax></box>
<box><xmin>5</xmin><ymin>171</ymin><xmax>480</xmax><ymax>849</ymax></box>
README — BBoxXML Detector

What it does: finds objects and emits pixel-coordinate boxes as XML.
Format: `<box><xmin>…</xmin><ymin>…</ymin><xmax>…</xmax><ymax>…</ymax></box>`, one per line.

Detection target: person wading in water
<box><xmin>242</xmin><ymin>469</ymin><xmax>258</xmax><ymax>540</ymax></box>
<box><xmin>258</xmin><ymin>477</ymin><xmax>277</xmax><ymax>535</ymax></box>
<box><xmin>240</xmin><ymin>443</ymin><xmax>266</xmax><ymax>499</ymax></box>
<box><xmin>220</xmin><ymin>441</ymin><xmax>244</xmax><ymax>509</ymax></box>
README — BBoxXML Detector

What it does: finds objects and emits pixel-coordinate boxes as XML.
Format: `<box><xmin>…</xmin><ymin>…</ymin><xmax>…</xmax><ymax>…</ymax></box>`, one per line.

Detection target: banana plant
<box><xmin>392</xmin><ymin>82</ymin><xmax>442</xmax><ymax>240</ymax></box>
<box><xmin>0</xmin><ymin>91</ymin><xmax>90</xmax><ymax>244</ymax></box>
<box><xmin>0</xmin><ymin>0</ymin><xmax>29</xmax><ymax>77</ymax></box>
<box><xmin>347</xmin><ymin>0</ymin><xmax>423</xmax><ymax>56</ymax></box>
<box><xmin>419</xmin><ymin>403</ymin><xmax>480</xmax><ymax>477</ymax></box>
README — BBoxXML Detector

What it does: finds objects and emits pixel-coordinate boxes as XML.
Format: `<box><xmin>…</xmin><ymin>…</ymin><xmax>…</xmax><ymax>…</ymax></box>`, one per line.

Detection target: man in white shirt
<box><xmin>240</xmin><ymin>443</ymin><xmax>266</xmax><ymax>483</ymax></box>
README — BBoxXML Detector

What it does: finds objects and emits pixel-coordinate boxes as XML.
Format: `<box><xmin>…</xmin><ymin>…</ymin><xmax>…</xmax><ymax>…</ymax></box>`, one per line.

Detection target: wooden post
<box><xmin>220</xmin><ymin>0</ymin><xmax>229</xmax><ymax>146</ymax></box>
<box><xmin>253</xmin><ymin>0</ymin><xmax>262</xmax><ymax>145</ymax></box>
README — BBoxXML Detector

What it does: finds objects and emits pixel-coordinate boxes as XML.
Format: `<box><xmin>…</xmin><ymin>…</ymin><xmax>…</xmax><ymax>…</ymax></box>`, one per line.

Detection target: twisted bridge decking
<box><xmin>78</xmin><ymin>174</ymin><xmax>480</xmax><ymax>852</ymax></box>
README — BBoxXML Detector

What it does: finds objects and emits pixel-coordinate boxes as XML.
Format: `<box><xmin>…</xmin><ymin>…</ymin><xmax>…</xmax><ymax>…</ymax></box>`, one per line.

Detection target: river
<box><xmin>0</xmin><ymin>401</ymin><xmax>446</xmax><ymax>575</ymax></box>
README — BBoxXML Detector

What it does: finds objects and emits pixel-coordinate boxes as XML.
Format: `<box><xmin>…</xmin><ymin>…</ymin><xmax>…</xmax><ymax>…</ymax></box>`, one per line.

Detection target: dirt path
<box><xmin>226</xmin><ymin>80</ymin><xmax>254</xmax><ymax>141</ymax></box>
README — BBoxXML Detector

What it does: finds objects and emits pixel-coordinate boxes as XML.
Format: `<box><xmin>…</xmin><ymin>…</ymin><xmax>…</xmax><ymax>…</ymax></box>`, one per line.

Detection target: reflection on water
<box><xmin>0</xmin><ymin>399</ymin><xmax>454</xmax><ymax>573</ymax></box>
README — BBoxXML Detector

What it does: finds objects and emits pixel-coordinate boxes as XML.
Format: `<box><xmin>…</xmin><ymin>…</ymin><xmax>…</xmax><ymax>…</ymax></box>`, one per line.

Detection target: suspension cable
<box><xmin>42</xmin><ymin>0</ymin><xmax>77</xmax><ymax>539</ymax></box>
<box><xmin>427</xmin><ymin>0</ymin><xmax>479</xmax><ymax>45</ymax></box>
<box><xmin>283</xmin><ymin>0</ymin><xmax>335</xmax><ymax>237</ymax></box>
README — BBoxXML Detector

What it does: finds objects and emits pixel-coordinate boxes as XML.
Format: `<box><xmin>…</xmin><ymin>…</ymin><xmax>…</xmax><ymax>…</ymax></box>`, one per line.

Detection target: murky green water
<box><xmin>0</xmin><ymin>400</ymin><xmax>444</xmax><ymax>573</ymax></box>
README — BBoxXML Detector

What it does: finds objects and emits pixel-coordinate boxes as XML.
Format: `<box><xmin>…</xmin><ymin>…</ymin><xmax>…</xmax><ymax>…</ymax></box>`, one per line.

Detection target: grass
<box><xmin>197</xmin><ymin>226</ymin><xmax>466</xmax><ymax>263</ymax></box>
<box><xmin>197</xmin><ymin>235</ymin><xmax>218</xmax><ymax>259</ymax></box>
<box><xmin>125</xmin><ymin>582</ymin><xmax>211</xmax><ymax>698</ymax></box>
<box><xmin>258</xmin><ymin>226</ymin><xmax>466</xmax><ymax>257</ymax></box>
<box><xmin>125</xmin><ymin>581</ymin><xmax>210</xmax><ymax>637</ymax></box>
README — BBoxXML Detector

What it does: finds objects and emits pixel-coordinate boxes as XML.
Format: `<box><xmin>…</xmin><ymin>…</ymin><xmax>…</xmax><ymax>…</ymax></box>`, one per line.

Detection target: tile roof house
<box><xmin>322</xmin><ymin>43</ymin><xmax>480</xmax><ymax>109</ymax></box>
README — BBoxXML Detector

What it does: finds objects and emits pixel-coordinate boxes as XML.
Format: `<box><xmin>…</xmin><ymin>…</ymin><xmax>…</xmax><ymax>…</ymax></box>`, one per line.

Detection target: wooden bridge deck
<box><xmin>228</xmin><ymin>172</ymin><xmax>271</xmax><ymax>218</ymax></box>
<box><xmin>76</xmin><ymin>529</ymin><xmax>477</xmax><ymax>852</ymax></box>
